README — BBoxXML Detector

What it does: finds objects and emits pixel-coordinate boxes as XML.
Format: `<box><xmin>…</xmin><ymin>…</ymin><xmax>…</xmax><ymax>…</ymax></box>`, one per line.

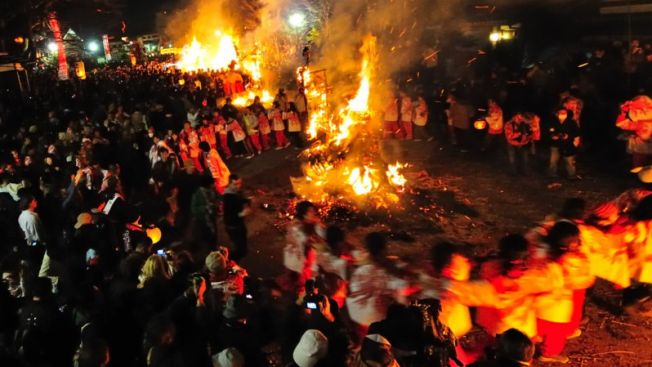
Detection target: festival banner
<box><xmin>48</xmin><ymin>12</ymin><xmax>69</xmax><ymax>80</ymax></box>
<box><xmin>103</xmin><ymin>34</ymin><xmax>112</xmax><ymax>61</ymax></box>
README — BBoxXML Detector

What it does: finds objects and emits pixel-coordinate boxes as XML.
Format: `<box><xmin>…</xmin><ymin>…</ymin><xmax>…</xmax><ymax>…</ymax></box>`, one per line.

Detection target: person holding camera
<box><xmin>548</xmin><ymin>108</ymin><xmax>581</xmax><ymax>180</ymax></box>
<box><xmin>505</xmin><ymin>113</ymin><xmax>534</xmax><ymax>175</ymax></box>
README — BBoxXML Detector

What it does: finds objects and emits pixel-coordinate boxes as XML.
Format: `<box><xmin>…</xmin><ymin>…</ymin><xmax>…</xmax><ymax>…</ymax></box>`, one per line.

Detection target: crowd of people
<box><xmin>0</xmin><ymin>37</ymin><xmax>651</xmax><ymax>367</ymax></box>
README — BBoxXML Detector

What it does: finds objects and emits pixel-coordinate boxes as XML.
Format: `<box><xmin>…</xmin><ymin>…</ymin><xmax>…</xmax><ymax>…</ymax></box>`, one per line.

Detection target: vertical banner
<box><xmin>102</xmin><ymin>34</ymin><xmax>112</xmax><ymax>61</ymax></box>
<box><xmin>48</xmin><ymin>12</ymin><xmax>69</xmax><ymax>80</ymax></box>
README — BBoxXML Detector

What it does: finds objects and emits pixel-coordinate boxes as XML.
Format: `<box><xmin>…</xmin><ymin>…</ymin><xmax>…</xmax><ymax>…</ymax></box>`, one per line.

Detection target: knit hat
<box><xmin>292</xmin><ymin>329</ymin><xmax>328</xmax><ymax>367</ymax></box>
<box><xmin>74</xmin><ymin>212</ymin><xmax>93</xmax><ymax>229</ymax></box>
<box><xmin>211</xmin><ymin>347</ymin><xmax>244</xmax><ymax>367</ymax></box>
<box><xmin>205</xmin><ymin>251</ymin><xmax>227</xmax><ymax>274</ymax></box>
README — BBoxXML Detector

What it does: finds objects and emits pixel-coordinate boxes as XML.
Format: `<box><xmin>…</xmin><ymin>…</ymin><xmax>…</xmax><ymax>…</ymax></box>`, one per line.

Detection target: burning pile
<box><xmin>291</xmin><ymin>35</ymin><xmax>408</xmax><ymax>209</ymax></box>
<box><xmin>175</xmin><ymin>31</ymin><xmax>273</xmax><ymax>107</ymax></box>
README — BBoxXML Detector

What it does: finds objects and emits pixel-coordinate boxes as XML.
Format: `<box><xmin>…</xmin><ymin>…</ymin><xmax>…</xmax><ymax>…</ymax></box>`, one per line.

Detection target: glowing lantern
<box><xmin>474</xmin><ymin>120</ymin><xmax>487</xmax><ymax>130</ymax></box>
<box><xmin>74</xmin><ymin>61</ymin><xmax>86</xmax><ymax>80</ymax></box>
<box><xmin>146</xmin><ymin>226</ymin><xmax>162</xmax><ymax>245</ymax></box>
<box><xmin>178</xmin><ymin>79</ymin><xmax>185</xmax><ymax>86</ymax></box>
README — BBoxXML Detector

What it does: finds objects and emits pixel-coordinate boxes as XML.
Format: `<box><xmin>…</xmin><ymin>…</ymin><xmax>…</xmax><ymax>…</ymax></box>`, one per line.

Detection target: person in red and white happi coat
<box><xmin>243</xmin><ymin>108</ymin><xmax>262</xmax><ymax>155</ymax></box>
<box><xmin>249</xmin><ymin>96</ymin><xmax>272</xmax><ymax>150</ymax></box>
<box><xmin>449</xmin><ymin>235</ymin><xmax>562</xmax><ymax>341</ymax></box>
<box><xmin>399</xmin><ymin>92</ymin><xmax>414</xmax><ymax>140</ymax></box>
<box><xmin>269</xmin><ymin>101</ymin><xmax>290</xmax><ymax>149</ymax></box>
<box><xmin>257</xmin><ymin>111</ymin><xmax>273</xmax><ymax>150</ymax></box>
<box><xmin>213</xmin><ymin>111</ymin><xmax>232</xmax><ymax>159</ymax></box>
<box><xmin>533</xmin><ymin>222</ymin><xmax>594</xmax><ymax>364</ymax></box>
<box><xmin>285</xmin><ymin>102</ymin><xmax>304</xmax><ymax>147</ymax></box>
<box><xmin>420</xmin><ymin>242</ymin><xmax>484</xmax><ymax>365</ymax></box>
<box><xmin>616</xmin><ymin>95</ymin><xmax>652</xmax><ymax>168</ymax></box>
<box><xmin>179</xmin><ymin>122</ymin><xmax>202</xmax><ymax>170</ymax></box>
<box><xmin>413</xmin><ymin>96</ymin><xmax>432</xmax><ymax>141</ymax></box>
<box><xmin>283</xmin><ymin>201</ymin><xmax>325</xmax><ymax>284</ymax></box>
<box><xmin>346</xmin><ymin>233</ymin><xmax>418</xmax><ymax>334</ymax></box>
<box><xmin>383</xmin><ymin>96</ymin><xmax>400</xmax><ymax>139</ymax></box>
<box><xmin>481</xmin><ymin>98</ymin><xmax>504</xmax><ymax>152</ymax></box>
<box><xmin>199</xmin><ymin>142</ymin><xmax>230</xmax><ymax>193</ymax></box>
<box><xmin>199</xmin><ymin>118</ymin><xmax>218</xmax><ymax>150</ymax></box>
<box><xmin>227</xmin><ymin>117</ymin><xmax>252</xmax><ymax>158</ymax></box>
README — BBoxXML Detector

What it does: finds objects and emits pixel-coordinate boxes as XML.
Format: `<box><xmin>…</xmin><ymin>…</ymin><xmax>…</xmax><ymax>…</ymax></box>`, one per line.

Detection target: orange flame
<box><xmin>333</xmin><ymin>55</ymin><xmax>372</xmax><ymax>146</ymax></box>
<box><xmin>177</xmin><ymin>33</ymin><xmax>239</xmax><ymax>72</ymax></box>
<box><xmin>348</xmin><ymin>166</ymin><xmax>377</xmax><ymax>195</ymax></box>
<box><xmin>386</xmin><ymin>162</ymin><xmax>408</xmax><ymax>191</ymax></box>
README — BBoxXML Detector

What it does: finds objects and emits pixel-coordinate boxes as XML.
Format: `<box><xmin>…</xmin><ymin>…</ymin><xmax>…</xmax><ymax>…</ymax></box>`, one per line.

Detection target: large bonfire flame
<box><xmin>176</xmin><ymin>31</ymin><xmax>272</xmax><ymax>106</ymax></box>
<box><xmin>292</xmin><ymin>35</ymin><xmax>408</xmax><ymax>209</ymax></box>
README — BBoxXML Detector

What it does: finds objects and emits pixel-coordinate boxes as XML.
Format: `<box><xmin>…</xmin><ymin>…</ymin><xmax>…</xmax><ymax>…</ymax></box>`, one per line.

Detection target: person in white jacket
<box><xmin>346</xmin><ymin>233</ymin><xmax>415</xmax><ymax>336</ymax></box>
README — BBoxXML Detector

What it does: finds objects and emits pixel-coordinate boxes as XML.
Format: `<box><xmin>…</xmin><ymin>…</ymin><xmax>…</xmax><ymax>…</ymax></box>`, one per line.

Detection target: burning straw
<box><xmin>291</xmin><ymin>35</ymin><xmax>409</xmax><ymax>209</ymax></box>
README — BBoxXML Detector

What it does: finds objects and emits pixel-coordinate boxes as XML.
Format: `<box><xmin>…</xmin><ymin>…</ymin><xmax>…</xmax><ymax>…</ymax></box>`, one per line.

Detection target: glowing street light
<box><xmin>47</xmin><ymin>42</ymin><xmax>58</xmax><ymax>53</ymax></box>
<box><xmin>288</xmin><ymin>12</ymin><xmax>306</xmax><ymax>29</ymax></box>
<box><xmin>87</xmin><ymin>41</ymin><xmax>100</xmax><ymax>53</ymax></box>
<box><xmin>489</xmin><ymin>31</ymin><xmax>501</xmax><ymax>43</ymax></box>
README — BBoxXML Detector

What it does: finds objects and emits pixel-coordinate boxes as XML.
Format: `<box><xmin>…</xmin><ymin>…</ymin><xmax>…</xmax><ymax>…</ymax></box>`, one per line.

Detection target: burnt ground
<box><xmin>218</xmin><ymin>140</ymin><xmax>652</xmax><ymax>367</ymax></box>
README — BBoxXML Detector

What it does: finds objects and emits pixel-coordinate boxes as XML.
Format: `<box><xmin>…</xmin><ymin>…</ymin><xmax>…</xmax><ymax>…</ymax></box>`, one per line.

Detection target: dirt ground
<box><xmin>220</xmin><ymin>140</ymin><xmax>652</xmax><ymax>367</ymax></box>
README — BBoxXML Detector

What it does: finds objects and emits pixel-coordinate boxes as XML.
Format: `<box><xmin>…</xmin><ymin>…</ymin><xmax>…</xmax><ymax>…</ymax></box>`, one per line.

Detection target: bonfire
<box><xmin>291</xmin><ymin>35</ymin><xmax>408</xmax><ymax>209</ymax></box>
<box><xmin>175</xmin><ymin>31</ymin><xmax>273</xmax><ymax>107</ymax></box>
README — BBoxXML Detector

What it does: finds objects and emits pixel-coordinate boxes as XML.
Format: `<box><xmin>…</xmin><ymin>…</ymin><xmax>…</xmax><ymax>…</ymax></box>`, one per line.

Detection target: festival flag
<box><xmin>103</xmin><ymin>34</ymin><xmax>112</xmax><ymax>61</ymax></box>
<box><xmin>48</xmin><ymin>12</ymin><xmax>69</xmax><ymax>80</ymax></box>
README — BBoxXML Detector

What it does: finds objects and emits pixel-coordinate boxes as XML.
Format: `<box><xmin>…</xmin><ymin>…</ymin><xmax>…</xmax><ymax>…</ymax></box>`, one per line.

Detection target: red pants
<box><xmin>537</xmin><ymin>319</ymin><xmax>569</xmax><ymax>356</ymax></box>
<box><xmin>383</xmin><ymin>121</ymin><xmax>400</xmax><ymax>139</ymax></box>
<box><xmin>219</xmin><ymin>134</ymin><xmax>231</xmax><ymax>158</ymax></box>
<box><xmin>261</xmin><ymin>133</ymin><xmax>272</xmax><ymax>150</ymax></box>
<box><xmin>401</xmin><ymin>120</ymin><xmax>413</xmax><ymax>140</ymax></box>
<box><xmin>275</xmin><ymin>130</ymin><xmax>288</xmax><ymax>147</ymax></box>
<box><xmin>569</xmin><ymin>289</ymin><xmax>586</xmax><ymax>332</ymax></box>
<box><xmin>249</xmin><ymin>133</ymin><xmax>262</xmax><ymax>153</ymax></box>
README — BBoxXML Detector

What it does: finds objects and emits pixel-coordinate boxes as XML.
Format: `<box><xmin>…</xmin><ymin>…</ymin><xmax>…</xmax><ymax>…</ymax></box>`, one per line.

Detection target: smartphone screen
<box><xmin>306</xmin><ymin>302</ymin><xmax>317</xmax><ymax>310</ymax></box>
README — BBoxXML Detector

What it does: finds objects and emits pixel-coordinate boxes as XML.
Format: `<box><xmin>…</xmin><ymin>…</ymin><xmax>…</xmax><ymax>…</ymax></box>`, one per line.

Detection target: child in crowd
<box><xmin>399</xmin><ymin>92</ymin><xmax>414</xmax><ymax>140</ymax></box>
<box><xmin>199</xmin><ymin>118</ymin><xmax>217</xmax><ymax>150</ymax></box>
<box><xmin>214</xmin><ymin>111</ymin><xmax>232</xmax><ymax>159</ymax></box>
<box><xmin>257</xmin><ymin>110</ymin><xmax>273</xmax><ymax>150</ymax></box>
<box><xmin>285</xmin><ymin>102</ymin><xmax>303</xmax><ymax>148</ymax></box>
<box><xmin>243</xmin><ymin>109</ymin><xmax>263</xmax><ymax>155</ymax></box>
<box><xmin>269</xmin><ymin>101</ymin><xmax>290</xmax><ymax>149</ymax></box>
<box><xmin>179</xmin><ymin>122</ymin><xmax>201</xmax><ymax>170</ymax></box>
<box><xmin>227</xmin><ymin>117</ymin><xmax>252</xmax><ymax>159</ymax></box>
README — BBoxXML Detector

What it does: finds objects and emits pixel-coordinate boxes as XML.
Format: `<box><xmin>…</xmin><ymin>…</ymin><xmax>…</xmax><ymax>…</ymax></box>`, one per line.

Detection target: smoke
<box><xmin>311</xmin><ymin>0</ymin><xmax>465</xmax><ymax>108</ymax></box>
<box><xmin>164</xmin><ymin>0</ymin><xmax>465</xmax><ymax>97</ymax></box>
<box><xmin>164</xmin><ymin>0</ymin><xmax>263</xmax><ymax>42</ymax></box>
